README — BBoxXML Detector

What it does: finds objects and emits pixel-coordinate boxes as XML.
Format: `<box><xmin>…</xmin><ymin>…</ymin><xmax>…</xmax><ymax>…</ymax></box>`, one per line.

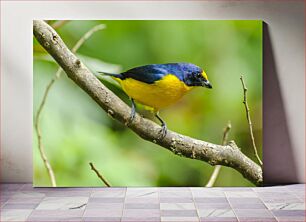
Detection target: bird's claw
<box><xmin>127</xmin><ymin>111</ymin><xmax>135</xmax><ymax>126</ymax></box>
<box><xmin>158</xmin><ymin>123</ymin><xmax>167</xmax><ymax>139</ymax></box>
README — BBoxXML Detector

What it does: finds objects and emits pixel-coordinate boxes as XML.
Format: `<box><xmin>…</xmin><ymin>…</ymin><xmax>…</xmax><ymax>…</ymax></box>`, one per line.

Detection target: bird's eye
<box><xmin>196</xmin><ymin>72</ymin><xmax>202</xmax><ymax>78</ymax></box>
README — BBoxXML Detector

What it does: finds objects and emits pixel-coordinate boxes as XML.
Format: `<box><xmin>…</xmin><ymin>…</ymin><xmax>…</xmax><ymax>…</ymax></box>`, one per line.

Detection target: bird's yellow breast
<box><xmin>120</xmin><ymin>74</ymin><xmax>192</xmax><ymax>111</ymax></box>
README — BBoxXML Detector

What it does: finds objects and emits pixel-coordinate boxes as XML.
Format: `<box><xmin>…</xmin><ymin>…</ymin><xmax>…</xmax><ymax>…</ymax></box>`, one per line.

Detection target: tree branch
<box><xmin>34</xmin><ymin>23</ymin><xmax>106</xmax><ymax>187</ymax></box>
<box><xmin>33</xmin><ymin>20</ymin><xmax>263</xmax><ymax>186</ymax></box>
<box><xmin>240</xmin><ymin>76</ymin><xmax>263</xmax><ymax>166</ymax></box>
<box><xmin>206</xmin><ymin>122</ymin><xmax>231</xmax><ymax>187</ymax></box>
<box><xmin>89</xmin><ymin>162</ymin><xmax>111</xmax><ymax>187</ymax></box>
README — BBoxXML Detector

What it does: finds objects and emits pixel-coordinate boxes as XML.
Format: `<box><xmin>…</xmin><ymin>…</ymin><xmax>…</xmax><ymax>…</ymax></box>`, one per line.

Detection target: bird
<box><xmin>97</xmin><ymin>62</ymin><xmax>212</xmax><ymax>138</ymax></box>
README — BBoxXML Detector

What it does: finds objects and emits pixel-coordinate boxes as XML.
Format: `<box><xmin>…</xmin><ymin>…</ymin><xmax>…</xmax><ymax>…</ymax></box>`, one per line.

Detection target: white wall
<box><xmin>1</xmin><ymin>1</ymin><xmax>304</xmax><ymax>183</ymax></box>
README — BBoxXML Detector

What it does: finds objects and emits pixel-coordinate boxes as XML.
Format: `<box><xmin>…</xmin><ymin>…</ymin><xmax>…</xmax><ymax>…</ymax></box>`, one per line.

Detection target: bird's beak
<box><xmin>203</xmin><ymin>80</ymin><xmax>212</xmax><ymax>89</ymax></box>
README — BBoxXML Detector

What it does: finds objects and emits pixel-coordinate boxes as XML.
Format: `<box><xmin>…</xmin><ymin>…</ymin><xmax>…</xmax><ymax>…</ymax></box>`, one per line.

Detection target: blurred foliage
<box><xmin>33</xmin><ymin>20</ymin><xmax>262</xmax><ymax>187</ymax></box>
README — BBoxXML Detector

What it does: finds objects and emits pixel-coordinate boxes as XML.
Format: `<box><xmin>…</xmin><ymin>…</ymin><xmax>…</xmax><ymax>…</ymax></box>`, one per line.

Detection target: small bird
<box><xmin>98</xmin><ymin>63</ymin><xmax>212</xmax><ymax>138</ymax></box>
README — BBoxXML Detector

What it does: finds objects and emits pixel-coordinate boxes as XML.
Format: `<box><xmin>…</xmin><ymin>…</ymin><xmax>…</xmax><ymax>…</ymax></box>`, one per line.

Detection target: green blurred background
<box><xmin>33</xmin><ymin>20</ymin><xmax>262</xmax><ymax>187</ymax></box>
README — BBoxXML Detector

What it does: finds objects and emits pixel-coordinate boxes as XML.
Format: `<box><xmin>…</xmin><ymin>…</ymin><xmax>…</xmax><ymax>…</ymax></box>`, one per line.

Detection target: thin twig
<box><xmin>34</xmin><ymin>24</ymin><xmax>106</xmax><ymax>187</ymax></box>
<box><xmin>206</xmin><ymin>122</ymin><xmax>231</xmax><ymax>187</ymax></box>
<box><xmin>240</xmin><ymin>75</ymin><xmax>263</xmax><ymax>166</ymax></box>
<box><xmin>89</xmin><ymin>162</ymin><xmax>111</xmax><ymax>187</ymax></box>
<box><xmin>51</xmin><ymin>20</ymin><xmax>69</xmax><ymax>29</ymax></box>
<box><xmin>33</xmin><ymin>20</ymin><xmax>263</xmax><ymax>186</ymax></box>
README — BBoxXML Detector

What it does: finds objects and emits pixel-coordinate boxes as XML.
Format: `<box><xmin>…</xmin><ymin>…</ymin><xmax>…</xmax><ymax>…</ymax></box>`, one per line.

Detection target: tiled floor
<box><xmin>0</xmin><ymin>184</ymin><xmax>305</xmax><ymax>222</ymax></box>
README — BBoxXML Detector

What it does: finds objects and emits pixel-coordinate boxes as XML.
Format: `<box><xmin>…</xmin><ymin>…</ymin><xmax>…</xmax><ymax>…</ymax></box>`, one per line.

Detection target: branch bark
<box><xmin>33</xmin><ymin>20</ymin><xmax>263</xmax><ymax>186</ymax></box>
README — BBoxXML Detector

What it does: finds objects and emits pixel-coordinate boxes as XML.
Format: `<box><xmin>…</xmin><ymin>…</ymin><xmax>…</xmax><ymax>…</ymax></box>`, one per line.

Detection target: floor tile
<box><xmin>228</xmin><ymin>197</ymin><xmax>262</xmax><ymax>204</ymax></box>
<box><xmin>125</xmin><ymin>203</ymin><xmax>160</xmax><ymax>209</ymax></box>
<box><xmin>230</xmin><ymin>202</ymin><xmax>266</xmax><ymax>209</ymax></box>
<box><xmin>1</xmin><ymin>184</ymin><xmax>24</xmax><ymax>191</ymax></box>
<box><xmin>194</xmin><ymin>197</ymin><xmax>228</xmax><ymax>203</ymax></box>
<box><xmin>126</xmin><ymin>188</ymin><xmax>158</xmax><ymax>198</ymax></box>
<box><xmin>195</xmin><ymin>202</ymin><xmax>231</xmax><ymax>209</ymax></box>
<box><xmin>0</xmin><ymin>209</ymin><xmax>32</xmax><ymax>221</ymax></box>
<box><xmin>36</xmin><ymin>196</ymin><xmax>88</xmax><ymax>210</ymax></box>
<box><xmin>89</xmin><ymin>197</ymin><xmax>125</xmax><ymax>203</ymax></box>
<box><xmin>86</xmin><ymin>202</ymin><xmax>123</xmax><ymax>209</ymax></box>
<box><xmin>29</xmin><ymin>209</ymin><xmax>84</xmax><ymax>217</ymax></box>
<box><xmin>122</xmin><ymin>209</ymin><xmax>160</xmax><ymax>217</ymax></box>
<box><xmin>161</xmin><ymin>216</ymin><xmax>199</xmax><ymax>222</ymax></box>
<box><xmin>83</xmin><ymin>217</ymin><xmax>121</xmax><ymax>222</ymax></box>
<box><xmin>200</xmin><ymin>217</ymin><xmax>238</xmax><ymax>221</ymax></box>
<box><xmin>160</xmin><ymin>197</ymin><xmax>194</xmax><ymax>203</ymax></box>
<box><xmin>83</xmin><ymin>208</ymin><xmax>123</xmax><ymax>217</ymax></box>
<box><xmin>122</xmin><ymin>217</ymin><xmax>161</xmax><ymax>222</ymax></box>
<box><xmin>191</xmin><ymin>189</ymin><xmax>225</xmax><ymax>198</ymax></box>
<box><xmin>225</xmin><ymin>191</ymin><xmax>258</xmax><ymax>198</ymax></box>
<box><xmin>272</xmin><ymin>209</ymin><xmax>305</xmax><ymax>217</ymax></box>
<box><xmin>198</xmin><ymin>209</ymin><xmax>235</xmax><ymax>217</ymax></box>
<box><xmin>237</xmin><ymin>217</ymin><xmax>277</xmax><ymax>222</ymax></box>
<box><xmin>265</xmin><ymin>202</ymin><xmax>305</xmax><ymax>210</ymax></box>
<box><xmin>234</xmin><ymin>209</ymin><xmax>274</xmax><ymax>218</ymax></box>
<box><xmin>161</xmin><ymin>210</ymin><xmax>198</xmax><ymax>217</ymax></box>
<box><xmin>2</xmin><ymin>203</ymin><xmax>39</xmax><ymax>209</ymax></box>
<box><xmin>91</xmin><ymin>189</ymin><xmax>125</xmax><ymax>198</ymax></box>
<box><xmin>160</xmin><ymin>191</ymin><xmax>192</xmax><ymax>198</ymax></box>
<box><xmin>160</xmin><ymin>203</ymin><xmax>196</xmax><ymax>210</ymax></box>
<box><xmin>125</xmin><ymin>198</ymin><xmax>159</xmax><ymax>203</ymax></box>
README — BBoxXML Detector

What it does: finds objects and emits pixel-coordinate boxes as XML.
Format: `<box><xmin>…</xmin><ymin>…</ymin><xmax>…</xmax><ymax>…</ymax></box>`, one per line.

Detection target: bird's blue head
<box><xmin>178</xmin><ymin>63</ymin><xmax>212</xmax><ymax>89</ymax></box>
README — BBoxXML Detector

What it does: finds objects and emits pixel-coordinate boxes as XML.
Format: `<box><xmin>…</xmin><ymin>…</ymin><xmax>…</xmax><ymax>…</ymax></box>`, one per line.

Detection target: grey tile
<box><xmin>237</xmin><ymin>217</ymin><xmax>277</xmax><ymax>222</ymax></box>
<box><xmin>1</xmin><ymin>184</ymin><xmax>24</xmax><ymax>191</ymax></box>
<box><xmin>126</xmin><ymin>188</ymin><xmax>158</xmax><ymax>198</ymax></box>
<box><xmin>91</xmin><ymin>189</ymin><xmax>125</xmax><ymax>198</ymax></box>
<box><xmin>162</xmin><ymin>217</ymin><xmax>199</xmax><ymax>222</ymax></box>
<box><xmin>29</xmin><ymin>209</ymin><xmax>84</xmax><ymax>217</ymax></box>
<box><xmin>86</xmin><ymin>202</ymin><xmax>123</xmax><ymax>209</ymax></box>
<box><xmin>2</xmin><ymin>203</ymin><xmax>38</xmax><ymax>209</ymax></box>
<box><xmin>125</xmin><ymin>203</ymin><xmax>160</xmax><ymax>209</ymax></box>
<box><xmin>196</xmin><ymin>202</ymin><xmax>231</xmax><ymax>209</ymax></box>
<box><xmin>27</xmin><ymin>217</ymin><xmax>83</xmax><ymax>221</ymax></box>
<box><xmin>161</xmin><ymin>210</ymin><xmax>198</xmax><ymax>217</ymax></box>
<box><xmin>234</xmin><ymin>209</ymin><xmax>274</xmax><ymax>218</ymax></box>
<box><xmin>89</xmin><ymin>197</ymin><xmax>124</xmax><ymax>203</ymax></box>
<box><xmin>160</xmin><ymin>203</ymin><xmax>196</xmax><ymax>210</ymax></box>
<box><xmin>192</xmin><ymin>189</ymin><xmax>225</xmax><ymax>198</ymax></box>
<box><xmin>36</xmin><ymin>196</ymin><xmax>88</xmax><ymax>210</ymax></box>
<box><xmin>194</xmin><ymin>197</ymin><xmax>228</xmax><ymax>203</ymax></box>
<box><xmin>83</xmin><ymin>217</ymin><xmax>121</xmax><ymax>222</ymax></box>
<box><xmin>276</xmin><ymin>217</ymin><xmax>306</xmax><ymax>222</ymax></box>
<box><xmin>122</xmin><ymin>209</ymin><xmax>160</xmax><ymax>217</ymax></box>
<box><xmin>272</xmin><ymin>209</ymin><xmax>305</xmax><ymax>217</ymax></box>
<box><xmin>7</xmin><ymin>197</ymin><xmax>44</xmax><ymax>204</ymax></box>
<box><xmin>265</xmin><ymin>202</ymin><xmax>305</xmax><ymax>210</ymax></box>
<box><xmin>230</xmin><ymin>202</ymin><xmax>267</xmax><ymax>209</ymax></box>
<box><xmin>160</xmin><ymin>197</ymin><xmax>194</xmax><ymax>203</ymax></box>
<box><xmin>125</xmin><ymin>198</ymin><xmax>159</xmax><ymax>203</ymax></box>
<box><xmin>200</xmin><ymin>217</ymin><xmax>238</xmax><ymax>222</ymax></box>
<box><xmin>159</xmin><ymin>187</ymin><xmax>190</xmax><ymax>192</ymax></box>
<box><xmin>228</xmin><ymin>197</ymin><xmax>262</xmax><ymax>204</ymax></box>
<box><xmin>45</xmin><ymin>191</ymin><xmax>92</xmax><ymax>197</ymax></box>
<box><xmin>160</xmin><ymin>191</ymin><xmax>192</xmax><ymax>198</ymax></box>
<box><xmin>0</xmin><ymin>209</ymin><xmax>32</xmax><ymax>221</ymax></box>
<box><xmin>198</xmin><ymin>209</ymin><xmax>235</xmax><ymax>217</ymax></box>
<box><xmin>225</xmin><ymin>191</ymin><xmax>258</xmax><ymax>198</ymax></box>
<box><xmin>83</xmin><ymin>209</ymin><xmax>123</xmax><ymax>217</ymax></box>
<box><xmin>122</xmin><ymin>217</ymin><xmax>161</xmax><ymax>222</ymax></box>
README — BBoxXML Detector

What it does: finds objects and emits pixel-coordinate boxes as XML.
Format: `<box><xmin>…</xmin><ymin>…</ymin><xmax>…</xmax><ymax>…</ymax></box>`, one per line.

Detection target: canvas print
<box><xmin>33</xmin><ymin>20</ymin><xmax>262</xmax><ymax>187</ymax></box>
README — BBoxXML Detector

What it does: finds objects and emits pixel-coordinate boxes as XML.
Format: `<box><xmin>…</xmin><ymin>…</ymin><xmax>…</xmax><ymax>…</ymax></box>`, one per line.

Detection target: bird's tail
<box><xmin>96</xmin><ymin>71</ymin><xmax>124</xmax><ymax>79</ymax></box>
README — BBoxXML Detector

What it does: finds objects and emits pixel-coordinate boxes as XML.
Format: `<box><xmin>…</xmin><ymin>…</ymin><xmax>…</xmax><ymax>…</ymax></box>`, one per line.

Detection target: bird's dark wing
<box><xmin>121</xmin><ymin>64</ymin><xmax>169</xmax><ymax>84</ymax></box>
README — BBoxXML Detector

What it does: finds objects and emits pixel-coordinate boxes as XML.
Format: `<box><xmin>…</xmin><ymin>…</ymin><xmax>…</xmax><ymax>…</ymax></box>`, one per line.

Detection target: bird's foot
<box><xmin>126</xmin><ymin>98</ymin><xmax>136</xmax><ymax>126</ymax></box>
<box><xmin>158</xmin><ymin>123</ymin><xmax>167</xmax><ymax>139</ymax></box>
